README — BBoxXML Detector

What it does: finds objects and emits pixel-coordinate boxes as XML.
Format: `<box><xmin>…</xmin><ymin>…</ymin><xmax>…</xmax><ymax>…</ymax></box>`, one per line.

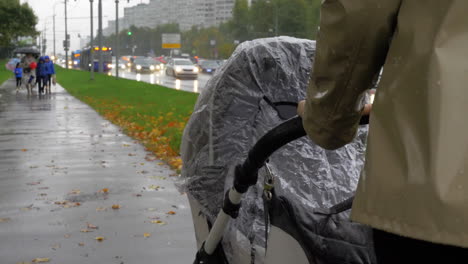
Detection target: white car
<box><xmin>165</xmin><ymin>58</ymin><xmax>198</xmax><ymax>79</ymax></box>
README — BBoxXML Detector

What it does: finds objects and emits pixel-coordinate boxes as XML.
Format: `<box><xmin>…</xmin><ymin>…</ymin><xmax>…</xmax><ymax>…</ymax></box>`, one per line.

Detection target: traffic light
<box><xmin>127</xmin><ymin>31</ymin><xmax>132</xmax><ymax>36</ymax></box>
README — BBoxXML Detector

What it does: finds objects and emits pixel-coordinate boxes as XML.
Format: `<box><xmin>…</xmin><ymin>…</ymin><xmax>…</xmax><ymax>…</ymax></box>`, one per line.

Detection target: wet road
<box><xmin>0</xmin><ymin>79</ymin><xmax>196</xmax><ymax>263</ymax></box>
<box><xmin>111</xmin><ymin>68</ymin><xmax>212</xmax><ymax>93</ymax></box>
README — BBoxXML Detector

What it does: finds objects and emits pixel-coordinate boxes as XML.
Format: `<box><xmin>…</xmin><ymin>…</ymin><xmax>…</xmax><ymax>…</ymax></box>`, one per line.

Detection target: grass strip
<box><xmin>56</xmin><ymin>67</ymin><xmax>198</xmax><ymax>171</ymax></box>
<box><xmin>0</xmin><ymin>60</ymin><xmax>13</xmax><ymax>84</ymax></box>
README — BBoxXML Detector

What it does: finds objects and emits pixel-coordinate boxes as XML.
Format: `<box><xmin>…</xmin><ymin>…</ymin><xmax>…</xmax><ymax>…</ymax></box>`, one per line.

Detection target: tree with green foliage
<box><xmin>228</xmin><ymin>0</ymin><xmax>251</xmax><ymax>41</ymax></box>
<box><xmin>0</xmin><ymin>0</ymin><xmax>37</xmax><ymax>47</ymax></box>
<box><xmin>100</xmin><ymin>0</ymin><xmax>322</xmax><ymax>59</ymax></box>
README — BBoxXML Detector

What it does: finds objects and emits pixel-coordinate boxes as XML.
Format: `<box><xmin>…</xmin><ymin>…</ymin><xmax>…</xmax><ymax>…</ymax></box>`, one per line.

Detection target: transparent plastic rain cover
<box><xmin>181</xmin><ymin>37</ymin><xmax>371</xmax><ymax>263</ymax></box>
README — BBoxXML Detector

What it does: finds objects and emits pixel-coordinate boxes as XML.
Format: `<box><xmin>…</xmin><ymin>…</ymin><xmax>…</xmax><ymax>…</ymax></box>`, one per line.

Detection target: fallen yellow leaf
<box><xmin>78</xmin><ymin>242</ymin><xmax>85</xmax><ymax>246</ymax></box>
<box><xmin>16</xmin><ymin>262</ymin><xmax>31</xmax><ymax>264</ymax></box>
<box><xmin>21</xmin><ymin>149</ymin><xmax>28</xmax><ymax>152</ymax></box>
<box><xmin>80</xmin><ymin>229</ymin><xmax>93</xmax><ymax>233</ymax></box>
<box><xmin>69</xmin><ymin>189</ymin><xmax>81</xmax><ymax>195</ymax></box>
<box><xmin>32</xmin><ymin>258</ymin><xmax>50</xmax><ymax>263</ymax></box>
<box><xmin>87</xmin><ymin>223</ymin><xmax>98</xmax><ymax>229</ymax></box>
<box><xmin>100</xmin><ymin>188</ymin><xmax>109</xmax><ymax>193</ymax></box>
<box><xmin>0</xmin><ymin>217</ymin><xmax>11</xmax><ymax>223</ymax></box>
<box><xmin>143</xmin><ymin>233</ymin><xmax>151</xmax><ymax>238</ymax></box>
<box><xmin>96</xmin><ymin>207</ymin><xmax>106</xmax><ymax>211</ymax></box>
<box><xmin>167</xmin><ymin>211</ymin><xmax>176</xmax><ymax>215</ymax></box>
<box><xmin>95</xmin><ymin>236</ymin><xmax>105</xmax><ymax>242</ymax></box>
<box><xmin>151</xmin><ymin>220</ymin><xmax>166</xmax><ymax>225</ymax></box>
<box><xmin>112</xmin><ymin>204</ymin><xmax>121</xmax><ymax>209</ymax></box>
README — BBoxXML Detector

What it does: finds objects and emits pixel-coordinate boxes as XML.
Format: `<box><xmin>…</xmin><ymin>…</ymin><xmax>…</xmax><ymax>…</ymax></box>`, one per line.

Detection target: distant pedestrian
<box><xmin>35</xmin><ymin>57</ymin><xmax>47</xmax><ymax>94</ymax></box>
<box><xmin>43</xmin><ymin>56</ymin><xmax>55</xmax><ymax>94</ymax></box>
<box><xmin>14</xmin><ymin>63</ymin><xmax>23</xmax><ymax>90</ymax></box>
<box><xmin>21</xmin><ymin>53</ymin><xmax>36</xmax><ymax>94</ymax></box>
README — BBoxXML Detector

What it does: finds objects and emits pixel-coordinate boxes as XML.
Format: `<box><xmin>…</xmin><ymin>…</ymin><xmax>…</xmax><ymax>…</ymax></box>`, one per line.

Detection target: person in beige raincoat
<box><xmin>298</xmin><ymin>0</ymin><xmax>468</xmax><ymax>262</ymax></box>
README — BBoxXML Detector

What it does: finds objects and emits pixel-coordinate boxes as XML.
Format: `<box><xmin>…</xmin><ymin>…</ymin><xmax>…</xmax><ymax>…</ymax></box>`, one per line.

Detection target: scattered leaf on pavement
<box><xmin>0</xmin><ymin>218</ymin><xmax>11</xmax><ymax>223</ymax></box>
<box><xmin>167</xmin><ymin>211</ymin><xmax>176</xmax><ymax>215</ymax></box>
<box><xmin>112</xmin><ymin>204</ymin><xmax>121</xmax><ymax>210</ymax></box>
<box><xmin>96</xmin><ymin>207</ymin><xmax>107</xmax><ymax>212</ymax></box>
<box><xmin>87</xmin><ymin>223</ymin><xmax>98</xmax><ymax>229</ymax></box>
<box><xmin>95</xmin><ymin>236</ymin><xmax>105</xmax><ymax>242</ymax></box>
<box><xmin>21</xmin><ymin>149</ymin><xmax>28</xmax><ymax>152</ymax></box>
<box><xmin>32</xmin><ymin>258</ymin><xmax>50</xmax><ymax>263</ymax></box>
<box><xmin>64</xmin><ymin>234</ymin><xmax>71</xmax><ymax>238</ymax></box>
<box><xmin>69</xmin><ymin>189</ymin><xmax>81</xmax><ymax>195</ymax></box>
<box><xmin>148</xmin><ymin>185</ymin><xmax>160</xmax><ymax>191</ymax></box>
<box><xmin>78</xmin><ymin>242</ymin><xmax>85</xmax><ymax>247</ymax></box>
<box><xmin>80</xmin><ymin>229</ymin><xmax>93</xmax><ymax>233</ymax></box>
<box><xmin>151</xmin><ymin>220</ymin><xmax>166</xmax><ymax>225</ymax></box>
<box><xmin>100</xmin><ymin>188</ymin><xmax>109</xmax><ymax>193</ymax></box>
<box><xmin>143</xmin><ymin>233</ymin><xmax>151</xmax><ymax>238</ymax></box>
<box><xmin>51</xmin><ymin>244</ymin><xmax>60</xmax><ymax>250</ymax></box>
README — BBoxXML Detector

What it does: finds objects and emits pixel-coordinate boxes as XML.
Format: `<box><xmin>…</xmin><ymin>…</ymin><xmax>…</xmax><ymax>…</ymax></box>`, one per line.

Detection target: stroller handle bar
<box><xmin>195</xmin><ymin>115</ymin><xmax>369</xmax><ymax>262</ymax></box>
<box><xmin>233</xmin><ymin>116</ymin><xmax>306</xmax><ymax>193</ymax></box>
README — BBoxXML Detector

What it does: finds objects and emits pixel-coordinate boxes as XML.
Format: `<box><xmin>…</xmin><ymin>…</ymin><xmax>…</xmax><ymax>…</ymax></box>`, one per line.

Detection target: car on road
<box><xmin>110</xmin><ymin>58</ymin><xmax>127</xmax><ymax>70</ymax></box>
<box><xmin>132</xmin><ymin>58</ymin><xmax>162</xmax><ymax>73</ymax></box>
<box><xmin>165</xmin><ymin>58</ymin><xmax>199</xmax><ymax>79</ymax></box>
<box><xmin>197</xmin><ymin>60</ymin><xmax>220</xmax><ymax>74</ymax></box>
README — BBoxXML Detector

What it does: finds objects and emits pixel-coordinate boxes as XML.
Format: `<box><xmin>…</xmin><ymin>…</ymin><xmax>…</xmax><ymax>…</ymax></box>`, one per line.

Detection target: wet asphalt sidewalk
<box><xmin>0</xmin><ymin>79</ymin><xmax>196</xmax><ymax>264</ymax></box>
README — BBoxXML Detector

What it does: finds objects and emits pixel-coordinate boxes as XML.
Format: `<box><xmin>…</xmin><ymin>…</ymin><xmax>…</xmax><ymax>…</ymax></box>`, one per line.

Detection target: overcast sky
<box><xmin>21</xmin><ymin>0</ymin><xmax>150</xmax><ymax>54</ymax></box>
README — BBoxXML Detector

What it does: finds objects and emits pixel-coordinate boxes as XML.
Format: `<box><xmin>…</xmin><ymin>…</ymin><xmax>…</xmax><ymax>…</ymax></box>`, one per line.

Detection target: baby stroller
<box><xmin>181</xmin><ymin>37</ymin><xmax>375</xmax><ymax>264</ymax></box>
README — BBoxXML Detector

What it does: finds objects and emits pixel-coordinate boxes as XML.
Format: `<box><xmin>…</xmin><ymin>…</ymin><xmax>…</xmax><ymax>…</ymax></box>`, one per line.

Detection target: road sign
<box><xmin>162</xmin><ymin>33</ymin><xmax>181</xmax><ymax>49</ymax></box>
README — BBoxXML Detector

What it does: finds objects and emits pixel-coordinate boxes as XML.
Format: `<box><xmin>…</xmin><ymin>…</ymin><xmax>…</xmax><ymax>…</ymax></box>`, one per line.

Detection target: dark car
<box><xmin>132</xmin><ymin>58</ymin><xmax>161</xmax><ymax>73</ymax></box>
<box><xmin>197</xmin><ymin>60</ymin><xmax>220</xmax><ymax>74</ymax></box>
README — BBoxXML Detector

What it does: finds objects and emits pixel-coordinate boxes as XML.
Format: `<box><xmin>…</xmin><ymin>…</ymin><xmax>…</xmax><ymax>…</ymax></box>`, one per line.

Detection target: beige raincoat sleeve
<box><xmin>303</xmin><ymin>0</ymin><xmax>401</xmax><ymax>150</ymax></box>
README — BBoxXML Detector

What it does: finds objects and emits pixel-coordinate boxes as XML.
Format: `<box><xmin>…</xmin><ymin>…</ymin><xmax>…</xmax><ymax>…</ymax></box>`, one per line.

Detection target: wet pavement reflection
<box><xmin>109</xmin><ymin>68</ymin><xmax>211</xmax><ymax>93</ymax></box>
<box><xmin>0</xmin><ymin>79</ymin><xmax>196</xmax><ymax>263</ymax></box>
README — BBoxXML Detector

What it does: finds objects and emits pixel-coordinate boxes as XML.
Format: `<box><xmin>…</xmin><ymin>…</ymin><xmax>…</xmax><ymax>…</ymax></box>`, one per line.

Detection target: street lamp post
<box><xmin>53</xmin><ymin>14</ymin><xmax>56</xmax><ymax>58</ymax></box>
<box><xmin>266</xmin><ymin>0</ymin><xmax>279</xmax><ymax>36</ymax></box>
<box><xmin>115</xmin><ymin>0</ymin><xmax>119</xmax><ymax>79</ymax></box>
<box><xmin>275</xmin><ymin>4</ymin><xmax>278</xmax><ymax>36</ymax></box>
<box><xmin>64</xmin><ymin>0</ymin><xmax>69</xmax><ymax>69</ymax></box>
<box><xmin>98</xmin><ymin>0</ymin><xmax>103</xmax><ymax>73</ymax></box>
<box><xmin>90</xmin><ymin>0</ymin><xmax>94</xmax><ymax>80</ymax></box>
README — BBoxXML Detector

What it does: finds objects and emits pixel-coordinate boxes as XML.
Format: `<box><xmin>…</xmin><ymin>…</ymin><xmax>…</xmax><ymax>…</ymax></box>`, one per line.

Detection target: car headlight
<box><xmin>175</xmin><ymin>67</ymin><xmax>182</xmax><ymax>73</ymax></box>
<box><xmin>108</xmin><ymin>64</ymin><xmax>113</xmax><ymax>68</ymax></box>
<box><xmin>193</xmin><ymin>67</ymin><xmax>199</xmax><ymax>73</ymax></box>
<box><xmin>88</xmin><ymin>63</ymin><xmax>92</xmax><ymax>67</ymax></box>
<box><xmin>73</xmin><ymin>61</ymin><xmax>78</xmax><ymax>65</ymax></box>
<box><xmin>127</xmin><ymin>63</ymin><xmax>131</xmax><ymax>67</ymax></box>
<box><xmin>156</xmin><ymin>65</ymin><xmax>161</xmax><ymax>70</ymax></box>
<box><xmin>150</xmin><ymin>65</ymin><xmax>155</xmax><ymax>70</ymax></box>
<box><xmin>121</xmin><ymin>64</ymin><xmax>126</xmax><ymax>69</ymax></box>
<box><xmin>136</xmin><ymin>65</ymin><xmax>142</xmax><ymax>70</ymax></box>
